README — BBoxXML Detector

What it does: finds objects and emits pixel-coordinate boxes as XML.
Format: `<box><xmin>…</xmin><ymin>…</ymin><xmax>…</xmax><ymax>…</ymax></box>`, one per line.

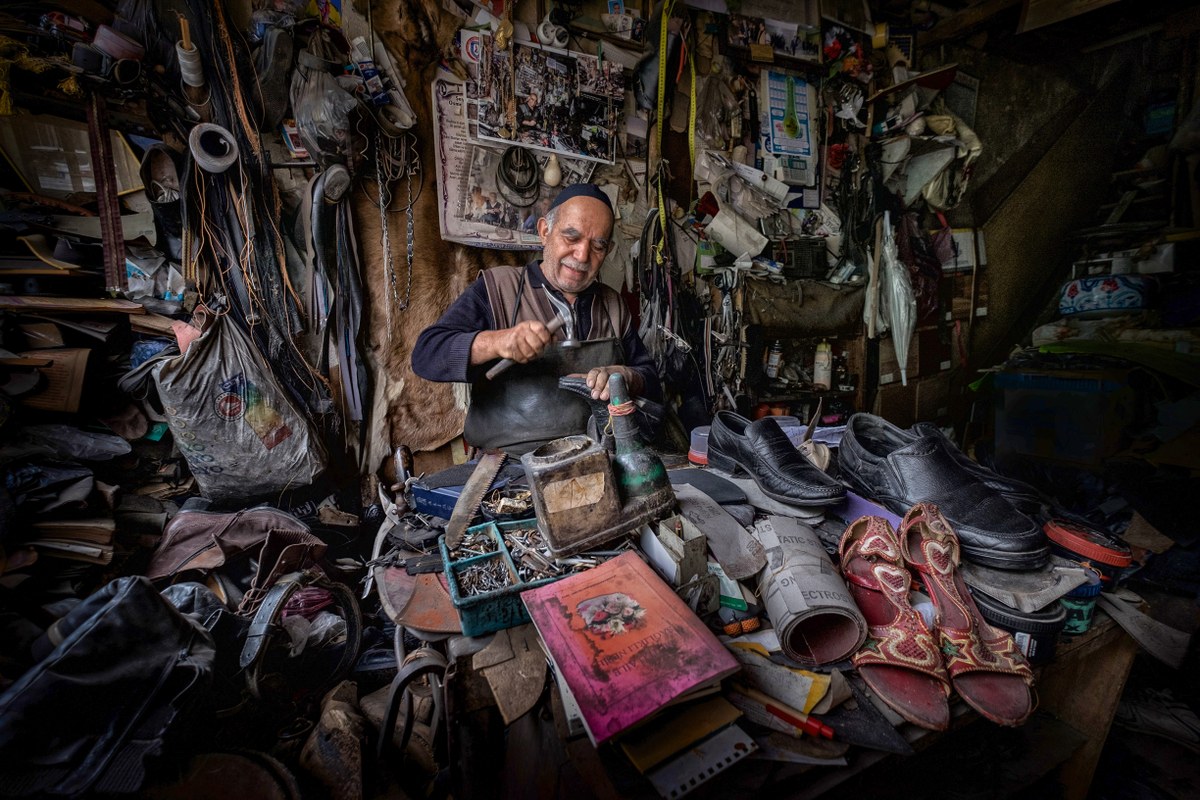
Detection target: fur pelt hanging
<box><xmin>351</xmin><ymin>0</ymin><xmax>517</xmax><ymax>472</ymax></box>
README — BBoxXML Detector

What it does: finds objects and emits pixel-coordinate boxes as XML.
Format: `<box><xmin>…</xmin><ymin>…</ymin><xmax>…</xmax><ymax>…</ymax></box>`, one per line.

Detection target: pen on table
<box><xmin>734</xmin><ymin>684</ymin><xmax>835</xmax><ymax>739</ymax></box>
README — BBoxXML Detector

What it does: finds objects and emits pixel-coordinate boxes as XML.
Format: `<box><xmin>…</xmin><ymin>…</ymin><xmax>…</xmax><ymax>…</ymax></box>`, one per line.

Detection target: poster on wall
<box><xmin>476</xmin><ymin>35</ymin><xmax>622</xmax><ymax>164</ymax></box>
<box><xmin>433</xmin><ymin>77</ymin><xmax>595</xmax><ymax>248</ymax></box>
<box><xmin>464</xmin><ymin>147</ymin><xmax>595</xmax><ymax>236</ymax></box>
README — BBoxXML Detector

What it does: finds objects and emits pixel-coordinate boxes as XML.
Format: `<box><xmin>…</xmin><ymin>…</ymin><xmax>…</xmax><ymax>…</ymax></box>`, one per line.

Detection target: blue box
<box><xmin>993</xmin><ymin>369</ymin><xmax>1135</xmax><ymax>468</ymax></box>
<box><xmin>410</xmin><ymin>483</ymin><xmax>461</xmax><ymax>519</ymax></box>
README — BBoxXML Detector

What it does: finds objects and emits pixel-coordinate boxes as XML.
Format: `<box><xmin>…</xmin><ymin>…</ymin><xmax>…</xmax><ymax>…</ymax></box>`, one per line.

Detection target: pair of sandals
<box><xmin>839</xmin><ymin>502</ymin><xmax>1034</xmax><ymax>730</ymax></box>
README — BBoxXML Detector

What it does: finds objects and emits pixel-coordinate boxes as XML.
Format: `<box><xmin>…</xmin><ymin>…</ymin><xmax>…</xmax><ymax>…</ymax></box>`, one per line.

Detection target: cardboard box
<box><xmin>918</xmin><ymin>327</ymin><xmax>953</xmax><ymax>375</ymax></box>
<box><xmin>18</xmin><ymin>347</ymin><xmax>89</xmax><ymax>413</ymax></box>
<box><xmin>943</xmin><ymin>268</ymin><xmax>989</xmax><ymax>321</ymax></box>
<box><xmin>871</xmin><ymin>380</ymin><xmax>918</xmax><ymax>429</ymax></box>
<box><xmin>916</xmin><ymin>373</ymin><xmax>953</xmax><ymax>422</ymax></box>
<box><xmin>877</xmin><ymin>335</ymin><xmax>919</xmax><ymax>386</ymax></box>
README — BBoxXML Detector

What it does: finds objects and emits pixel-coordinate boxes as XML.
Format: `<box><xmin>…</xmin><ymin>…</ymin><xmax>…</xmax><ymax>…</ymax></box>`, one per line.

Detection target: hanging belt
<box><xmin>87</xmin><ymin>93</ymin><xmax>126</xmax><ymax>293</ymax></box>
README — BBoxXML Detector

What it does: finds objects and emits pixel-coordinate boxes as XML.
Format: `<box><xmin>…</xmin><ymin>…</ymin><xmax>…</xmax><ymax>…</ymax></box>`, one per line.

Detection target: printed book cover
<box><xmin>522</xmin><ymin>551</ymin><xmax>740</xmax><ymax>746</ymax></box>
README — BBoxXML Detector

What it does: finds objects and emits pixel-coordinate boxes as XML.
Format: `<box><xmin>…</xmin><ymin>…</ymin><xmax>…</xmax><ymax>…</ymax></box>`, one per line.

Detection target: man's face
<box><xmin>537</xmin><ymin>196</ymin><xmax>613</xmax><ymax>299</ymax></box>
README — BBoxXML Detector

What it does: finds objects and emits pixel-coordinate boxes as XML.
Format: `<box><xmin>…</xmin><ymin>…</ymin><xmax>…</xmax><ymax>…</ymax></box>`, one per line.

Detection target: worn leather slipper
<box><xmin>899</xmin><ymin>502</ymin><xmax>1034</xmax><ymax>727</ymax></box>
<box><xmin>839</xmin><ymin>515</ymin><xmax>951</xmax><ymax>731</ymax></box>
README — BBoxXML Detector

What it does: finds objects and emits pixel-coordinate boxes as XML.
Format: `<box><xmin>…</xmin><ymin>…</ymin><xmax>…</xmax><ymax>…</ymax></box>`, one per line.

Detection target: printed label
<box><xmin>543</xmin><ymin>472</ymin><xmax>607</xmax><ymax>512</ymax></box>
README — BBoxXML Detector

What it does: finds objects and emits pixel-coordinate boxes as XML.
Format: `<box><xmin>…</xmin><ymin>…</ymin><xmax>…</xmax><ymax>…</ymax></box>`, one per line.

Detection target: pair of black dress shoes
<box><xmin>705</xmin><ymin>409</ymin><xmax>1049</xmax><ymax>570</ymax></box>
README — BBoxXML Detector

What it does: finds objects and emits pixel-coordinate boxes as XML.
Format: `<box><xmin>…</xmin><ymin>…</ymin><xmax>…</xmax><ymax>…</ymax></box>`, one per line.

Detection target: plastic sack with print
<box><xmin>152</xmin><ymin>307</ymin><xmax>326</xmax><ymax>502</ymax></box>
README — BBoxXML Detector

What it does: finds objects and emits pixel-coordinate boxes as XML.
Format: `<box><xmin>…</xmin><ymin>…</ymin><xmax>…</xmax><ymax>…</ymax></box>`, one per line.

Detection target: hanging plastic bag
<box><xmin>151</xmin><ymin>307</ymin><xmax>327</xmax><ymax>503</ymax></box>
<box><xmin>290</xmin><ymin>29</ymin><xmax>360</xmax><ymax>168</ymax></box>
<box><xmin>878</xmin><ymin>211</ymin><xmax>917</xmax><ymax>386</ymax></box>
<box><xmin>695</xmin><ymin>73</ymin><xmax>738</xmax><ymax>151</ymax></box>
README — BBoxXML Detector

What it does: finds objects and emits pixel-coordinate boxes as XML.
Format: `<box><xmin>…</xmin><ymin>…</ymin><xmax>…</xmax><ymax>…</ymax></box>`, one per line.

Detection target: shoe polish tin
<box><xmin>1060</xmin><ymin>579</ymin><xmax>1103</xmax><ymax>635</ymax></box>
<box><xmin>1043</xmin><ymin>519</ymin><xmax>1132</xmax><ymax>587</ymax></box>
<box><xmin>970</xmin><ymin>590</ymin><xmax>1068</xmax><ymax>666</ymax></box>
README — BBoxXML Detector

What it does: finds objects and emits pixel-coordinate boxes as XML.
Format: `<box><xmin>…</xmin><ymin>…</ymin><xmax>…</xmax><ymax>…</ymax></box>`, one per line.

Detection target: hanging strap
<box><xmin>654</xmin><ymin>0</ymin><xmax>674</xmax><ymax>266</ymax></box>
<box><xmin>87</xmin><ymin>93</ymin><xmax>126</xmax><ymax>294</ymax></box>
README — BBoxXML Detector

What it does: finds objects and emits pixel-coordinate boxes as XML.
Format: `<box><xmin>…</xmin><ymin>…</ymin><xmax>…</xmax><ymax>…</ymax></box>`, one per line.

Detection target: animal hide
<box><xmin>353</xmin><ymin>0</ymin><xmax>518</xmax><ymax>473</ymax></box>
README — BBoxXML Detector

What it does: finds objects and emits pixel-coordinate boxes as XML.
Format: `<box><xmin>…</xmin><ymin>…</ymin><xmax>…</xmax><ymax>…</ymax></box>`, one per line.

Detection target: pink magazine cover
<box><xmin>522</xmin><ymin>552</ymin><xmax>740</xmax><ymax>745</ymax></box>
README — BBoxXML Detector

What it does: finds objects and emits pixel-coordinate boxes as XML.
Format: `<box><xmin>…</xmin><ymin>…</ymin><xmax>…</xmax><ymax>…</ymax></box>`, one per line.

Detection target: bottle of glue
<box><xmin>813</xmin><ymin>339</ymin><xmax>832</xmax><ymax>390</ymax></box>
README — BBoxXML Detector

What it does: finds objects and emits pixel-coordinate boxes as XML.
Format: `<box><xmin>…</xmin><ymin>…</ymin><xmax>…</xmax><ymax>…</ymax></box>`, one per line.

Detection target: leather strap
<box><xmin>376</xmin><ymin>643</ymin><xmax>448</xmax><ymax>765</ymax></box>
<box><xmin>239</xmin><ymin>570</ymin><xmax>363</xmax><ymax>700</ymax></box>
<box><xmin>87</xmin><ymin>92</ymin><xmax>126</xmax><ymax>292</ymax></box>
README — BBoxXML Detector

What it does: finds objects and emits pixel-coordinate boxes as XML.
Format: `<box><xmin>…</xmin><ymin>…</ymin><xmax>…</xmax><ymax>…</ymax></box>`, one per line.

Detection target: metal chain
<box><xmin>376</xmin><ymin>132</ymin><xmax>399</xmax><ymax>335</ymax></box>
<box><xmin>403</xmin><ymin>160</ymin><xmax>414</xmax><ymax>311</ymax></box>
<box><xmin>375</xmin><ymin>131</ymin><xmax>421</xmax><ymax>332</ymax></box>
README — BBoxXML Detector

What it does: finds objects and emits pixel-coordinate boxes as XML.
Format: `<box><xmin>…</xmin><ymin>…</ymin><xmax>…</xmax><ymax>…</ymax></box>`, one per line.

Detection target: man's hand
<box><xmin>470</xmin><ymin>320</ymin><xmax>553</xmax><ymax>366</ymax></box>
<box><xmin>576</xmin><ymin>366</ymin><xmax>643</xmax><ymax>401</ymax></box>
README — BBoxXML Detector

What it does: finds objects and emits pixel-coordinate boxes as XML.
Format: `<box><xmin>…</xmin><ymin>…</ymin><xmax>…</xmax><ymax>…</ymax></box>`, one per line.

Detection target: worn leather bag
<box><xmin>0</xmin><ymin>577</ymin><xmax>216</xmax><ymax>797</ymax></box>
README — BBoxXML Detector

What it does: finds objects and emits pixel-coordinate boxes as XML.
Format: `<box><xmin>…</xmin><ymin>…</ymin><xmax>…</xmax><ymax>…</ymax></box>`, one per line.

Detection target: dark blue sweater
<box><xmin>411</xmin><ymin>261</ymin><xmax>661</xmax><ymax>400</ymax></box>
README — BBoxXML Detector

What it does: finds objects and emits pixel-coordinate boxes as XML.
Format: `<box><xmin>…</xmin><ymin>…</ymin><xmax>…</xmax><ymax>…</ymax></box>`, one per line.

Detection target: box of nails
<box><xmin>440</xmin><ymin>520</ymin><xmax>569</xmax><ymax>637</ymax></box>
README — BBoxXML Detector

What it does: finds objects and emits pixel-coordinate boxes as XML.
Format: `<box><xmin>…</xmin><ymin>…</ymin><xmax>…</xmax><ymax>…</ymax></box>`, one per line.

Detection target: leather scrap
<box><xmin>474</xmin><ymin>624</ymin><xmax>547</xmax><ymax>725</ymax></box>
<box><xmin>393</xmin><ymin>573</ymin><xmax>461</xmax><ymax>634</ymax></box>
<box><xmin>674</xmin><ymin>483</ymin><xmax>767</xmax><ymax>580</ymax></box>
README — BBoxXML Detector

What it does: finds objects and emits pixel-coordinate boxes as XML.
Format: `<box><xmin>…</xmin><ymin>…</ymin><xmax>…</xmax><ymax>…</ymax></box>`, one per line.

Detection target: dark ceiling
<box><xmin>870</xmin><ymin>0</ymin><xmax>1199</xmax><ymax>64</ymax></box>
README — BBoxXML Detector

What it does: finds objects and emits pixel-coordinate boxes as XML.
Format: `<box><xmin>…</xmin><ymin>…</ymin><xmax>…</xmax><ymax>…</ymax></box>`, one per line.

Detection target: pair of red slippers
<box><xmin>839</xmin><ymin>502</ymin><xmax>1035</xmax><ymax>730</ymax></box>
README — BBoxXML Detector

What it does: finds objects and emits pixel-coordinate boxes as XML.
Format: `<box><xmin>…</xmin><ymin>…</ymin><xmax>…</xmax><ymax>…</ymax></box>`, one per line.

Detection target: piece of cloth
<box><xmin>411</xmin><ymin>261</ymin><xmax>660</xmax><ymax>401</ymax></box>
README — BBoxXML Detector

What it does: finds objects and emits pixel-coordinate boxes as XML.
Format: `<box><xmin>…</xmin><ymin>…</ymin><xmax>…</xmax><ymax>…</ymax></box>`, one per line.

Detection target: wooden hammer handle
<box><xmin>485</xmin><ymin>315</ymin><xmax>567</xmax><ymax>380</ymax></box>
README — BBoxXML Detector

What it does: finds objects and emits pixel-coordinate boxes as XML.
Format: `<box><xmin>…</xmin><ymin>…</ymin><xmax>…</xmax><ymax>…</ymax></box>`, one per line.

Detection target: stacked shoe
<box><xmin>707</xmin><ymin>411</ymin><xmax>845</xmax><ymax>507</ymax></box>
<box><xmin>838</xmin><ymin>413</ymin><xmax>1048</xmax><ymax>570</ymax></box>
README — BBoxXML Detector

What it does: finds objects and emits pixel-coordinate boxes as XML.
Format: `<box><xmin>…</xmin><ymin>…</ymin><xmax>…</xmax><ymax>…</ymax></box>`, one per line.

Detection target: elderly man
<box><xmin>412</xmin><ymin>183</ymin><xmax>660</xmax><ymax>454</ymax></box>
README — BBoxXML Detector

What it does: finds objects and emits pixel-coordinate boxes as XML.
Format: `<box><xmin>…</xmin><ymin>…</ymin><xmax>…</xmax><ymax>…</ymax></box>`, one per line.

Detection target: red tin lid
<box><xmin>1044</xmin><ymin>519</ymin><xmax>1132</xmax><ymax>567</ymax></box>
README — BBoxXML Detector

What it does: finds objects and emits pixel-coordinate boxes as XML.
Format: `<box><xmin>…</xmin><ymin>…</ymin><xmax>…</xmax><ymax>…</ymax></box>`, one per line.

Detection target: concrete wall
<box><xmin>930</xmin><ymin>43</ymin><xmax>1141</xmax><ymax>369</ymax></box>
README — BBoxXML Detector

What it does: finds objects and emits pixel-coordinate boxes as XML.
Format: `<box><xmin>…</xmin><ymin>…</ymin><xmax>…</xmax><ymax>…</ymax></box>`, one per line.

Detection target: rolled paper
<box><xmin>754</xmin><ymin>515</ymin><xmax>867</xmax><ymax>666</ymax></box>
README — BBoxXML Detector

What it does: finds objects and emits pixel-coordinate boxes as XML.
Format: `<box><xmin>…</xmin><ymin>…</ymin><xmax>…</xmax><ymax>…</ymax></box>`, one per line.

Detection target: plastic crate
<box><xmin>440</xmin><ymin>520</ymin><xmax>559</xmax><ymax>637</ymax></box>
<box><xmin>993</xmin><ymin>368</ymin><xmax>1134</xmax><ymax>468</ymax></box>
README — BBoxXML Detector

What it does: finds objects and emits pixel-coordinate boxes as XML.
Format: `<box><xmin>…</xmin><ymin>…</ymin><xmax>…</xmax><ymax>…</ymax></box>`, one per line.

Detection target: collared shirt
<box><xmin>411</xmin><ymin>261</ymin><xmax>661</xmax><ymax>401</ymax></box>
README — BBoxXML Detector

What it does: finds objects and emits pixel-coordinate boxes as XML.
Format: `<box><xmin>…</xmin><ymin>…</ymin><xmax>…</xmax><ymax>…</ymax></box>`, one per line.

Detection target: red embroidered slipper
<box><xmin>899</xmin><ymin>503</ymin><xmax>1034</xmax><ymax>727</ymax></box>
<box><xmin>839</xmin><ymin>516</ymin><xmax>951</xmax><ymax>731</ymax></box>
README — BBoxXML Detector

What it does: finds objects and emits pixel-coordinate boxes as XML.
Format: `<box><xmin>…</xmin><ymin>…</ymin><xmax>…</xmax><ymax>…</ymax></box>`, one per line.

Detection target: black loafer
<box><xmin>707</xmin><ymin>411</ymin><xmax>846</xmax><ymax>508</ymax></box>
<box><xmin>910</xmin><ymin>422</ymin><xmax>1043</xmax><ymax>514</ymax></box>
<box><xmin>838</xmin><ymin>413</ymin><xmax>1048</xmax><ymax>570</ymax></box>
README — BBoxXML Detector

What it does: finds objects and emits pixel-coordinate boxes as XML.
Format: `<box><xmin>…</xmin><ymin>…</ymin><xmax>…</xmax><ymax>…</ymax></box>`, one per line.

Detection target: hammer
<box><xmin>485</xmin><ymin>314</ymin><xmax>575</xmax><ymax>379</ymax></box>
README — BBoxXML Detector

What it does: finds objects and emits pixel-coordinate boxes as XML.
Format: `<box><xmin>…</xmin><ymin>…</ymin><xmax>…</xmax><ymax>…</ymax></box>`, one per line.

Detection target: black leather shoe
<box><xmin>838</xmin><ymin>413</ymin><xmax>1048</xmax><ymax>570</ymax></box>
<box><xmin>707</xmin><ymin>411</ymin><xmax>846</xmax><ymax>507</ymax></box>
<box><xmin>910</xmin><ymin>422</ymin><xmax>1042</xmax><ymax>514</ymax></box>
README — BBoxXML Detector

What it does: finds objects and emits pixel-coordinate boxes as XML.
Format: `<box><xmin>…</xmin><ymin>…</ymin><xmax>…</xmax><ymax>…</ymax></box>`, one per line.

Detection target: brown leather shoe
<box><xmin>146</xmin><ymin>505</ymin><xmax>316</xmax><ymax>581</ymax></box>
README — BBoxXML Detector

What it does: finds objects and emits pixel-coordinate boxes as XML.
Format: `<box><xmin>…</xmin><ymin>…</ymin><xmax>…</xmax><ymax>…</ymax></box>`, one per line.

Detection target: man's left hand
<box><xmin>578</xmin><ymin>366</ymin><xmax>643</xmax><ymax>401</ymax></box>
